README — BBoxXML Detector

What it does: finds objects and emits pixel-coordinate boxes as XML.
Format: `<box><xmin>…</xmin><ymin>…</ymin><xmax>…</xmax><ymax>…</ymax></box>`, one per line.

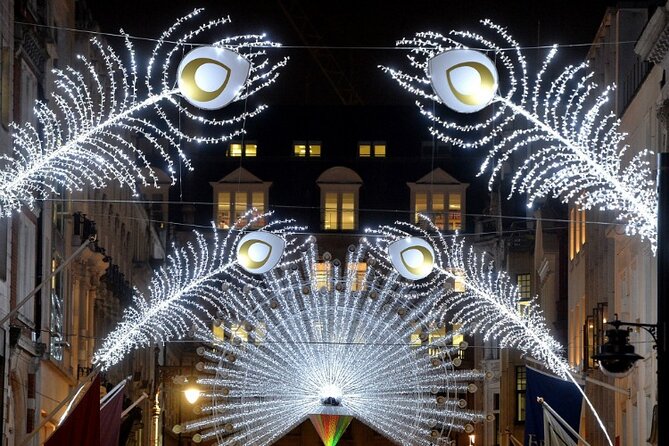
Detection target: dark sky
<box><xmin>87</xmin><ymin>0</ymin><xmax>634</xmax><ymax>106</ymax></box>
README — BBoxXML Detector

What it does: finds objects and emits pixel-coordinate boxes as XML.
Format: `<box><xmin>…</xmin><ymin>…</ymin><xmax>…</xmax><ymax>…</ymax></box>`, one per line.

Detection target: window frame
<box><xmin>358</xmin><ymin>141</ymin><xmax>387</xmax><ymax>158</ymax></box>
<box><xmin>227</xmin><ymin>141</ymin><xmax>259</xmax><ymax>157</ymax></box>
<box><xmin>294</xmin><ymin>140</ymin><xmax>322</xmax><ymax>157</ymax></box>
<box><xmin>410</xmin><ymin>189</ymin><xmax>464</xmax><ymax>231</ymax></box>
<box><xmin>320</xmin><ymin>189</ymin><xmax>358</xmax><ymax>231</ymax></box>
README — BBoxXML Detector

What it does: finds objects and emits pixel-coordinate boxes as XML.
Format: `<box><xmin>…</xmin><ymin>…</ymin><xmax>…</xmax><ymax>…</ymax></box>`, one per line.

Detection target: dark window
<box><xmin>516</xmin><ymin>366</ymin><xmax>526</xmax><ymax>423</ymax></box>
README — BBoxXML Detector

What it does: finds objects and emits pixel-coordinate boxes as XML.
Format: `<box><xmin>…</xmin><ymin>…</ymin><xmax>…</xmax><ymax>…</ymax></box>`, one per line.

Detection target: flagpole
<box><xmin>121</xmin><ymin>392</ymin><xmax>148</xmax><ymax>418</ymax></box>
<box><xmin>537</xmin><ymin>398</ymin><xmax>591</xmax><ymax>445</ymax></box>
<box><xmin>100</xmin><ymin>375</ymin><xmax>130</xmax><ymax>409</ymax></box>
<box><xmin>20</xmin><ymin>368</ymin><xmax>99</xmax><ymax>446</ymax></box>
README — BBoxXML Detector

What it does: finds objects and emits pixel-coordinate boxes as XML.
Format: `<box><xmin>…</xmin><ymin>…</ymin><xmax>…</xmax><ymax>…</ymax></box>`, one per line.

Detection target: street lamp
<box><xmin>591</xmin><ymin>316</ymin><xmax>649</xmax><ymax>378</ymax></box>
<box><xmin>183</xmin><ymin>384</ymin><xmax>202</xmax><ymax>405</ymax></box>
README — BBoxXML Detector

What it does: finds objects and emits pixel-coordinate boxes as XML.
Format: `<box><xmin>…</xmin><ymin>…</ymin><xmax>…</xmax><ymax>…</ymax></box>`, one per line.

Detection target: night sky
<box><xmin>88</xmin><ymin>0</ymin><xmax>628</xmax><ymax>106</ymax></box>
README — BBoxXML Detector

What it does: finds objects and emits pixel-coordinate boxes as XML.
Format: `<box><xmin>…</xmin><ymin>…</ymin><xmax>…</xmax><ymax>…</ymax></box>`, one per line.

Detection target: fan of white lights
<box><xmin>0</xmin><ymin>8</ymin><xmax>288</xmax><ymax>216</ymax></box>
<box><xmin>177</xmin><ymin>238</ymin><xmax>488</xmax><ymax>445</ymax></box>
<box><xmin>93</xmin><ymin>213</ymin><xmax>306</xmax><ymax>371</ymax></box>
<box><xmin>364</xmin><ymin>217</ymin><xmax>612</xmax><ymax>446</ymax></box>
<box><xmin>381</xmin><ymin>20</ymin><xmax>657</xmax><ymax>249</ymax></box>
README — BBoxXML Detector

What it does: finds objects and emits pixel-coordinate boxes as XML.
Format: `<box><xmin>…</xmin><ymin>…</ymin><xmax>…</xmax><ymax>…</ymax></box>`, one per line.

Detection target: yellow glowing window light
<box><xmin>229</xmin><ymin>143</ymin><xmax>243</xmax><ymax>157</ymax></box>
<box><xmin>309</xmin><ymin>143</ymin><xmax>321</xmax><ymax>157</ymax></box>
<box><xmin>324</xmin><ymin>193</ymin><xmax>338</xmax><ymax>230</ymax></box>
<box><xmin>244</xmin><ymin>143</ymin><xmax>257</xmax><ymax>157</ymax></box>
<box><xmin>359</xmin><ymin>143</ymin><xmax>371</xmax><ymax>157</ymax></box>
<box><xmin>217</xmin><ymin>192</ymin><xmax>231</xmax><ymax>229</ymax></box>
<box><xmin>294</xmin><ymin>144</ymin><xmax>307</xmax><ymax>157</ymax></box>
<box><xmin>347</xmin><ymin>262</ymin><xmax>367</xmax><ymax>291</ymax></box>
<box><xmin>415</xmin><ymin>193</ymin><xmax>427</xmax><ymax>223</ymax></box>
<box><xmin>373</xmin><ymin>143</ymin><xmax>386</xmax><ymax>157</ymax></box>
<box><xmin>341</xmin><ymin>193</ymin><xmax>355</xmax><ymax>230</ymax></box>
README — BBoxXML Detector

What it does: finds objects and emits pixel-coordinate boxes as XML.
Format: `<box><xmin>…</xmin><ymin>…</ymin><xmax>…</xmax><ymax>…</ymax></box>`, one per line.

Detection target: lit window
<box><xmin>516</xmin><ymin>366</ymin><xmax>527</xmax><ymax>422</ymax></box>
<box><xmin>216</xmin><ymin>191</ymin><xmax>266</xmax><ymax>229</ymax></box>
<box><xmin>428</xmin><ymin>326</ymin><xmax>446</xmax><ymax>357</ymax></box>
<box><xmin>322</xmin><ymin>192</ymin><xmax>356</xmax><ymax>230</ymax></box>
<box><xmin>228</xmin><ymin>143</ymin><xmax>243</xmax><ymax>157</ymax></box>
<box><xmin>341</xmin><ymin>193</ymin><xmax>355</xmax><ymax>230</ymax></box>
<box><xmin>358</xmin><ymin>141</ymin><xmax>386</xmax><ymax>158</ymax></box>
<box><xmin>324</xmin><ymin>193</ymin><xmax>338</xmax><ymax>230</ymax></box>
<box><xmin>314</xmin><ymin>262</ymin><xmax>331</xmax><ymax>290</ymax></box>
<box><xmin>448</xmin><ymin>193</ymin><xmax>462</xmax><ymax>230</ymax></box>
<box><xmin>415</xmin><ymin>193</ymin><xmax>428</xmax><ymax>223</ymax></box>
<box><xmin>294</xmin><ymin>141</ymin><xmax>322</xmax><ymax>157</ymax></box>
<box><xmin>413</xmin><ymin>191</ymin><xmax>462</xmax><ymax>231</ymax></box>
<box><xmin>245</xmin><ymin>143</ymin><xmax>257</xmax><ymax>157</ymax></box>
<box><xmin>347</xmin><ymin>262</ymin><xmax>367</xmax><ymax>291</ymax></box>
<box><xmin>228</xmin><ymin>142</ymin><xmax>258</xmax><ymax>157</ymax></box>
<box><xmin>453</xmin><ymin>270</ymin><xmax>466</xmax><ymax>292</ymax></box>
<box><xmin>452</xmin><ymin>324</ymin><xmax>464</xmax><ymax>359</ymax></box>
<box><xmin>410</xmin><ymin>331</ymin><xmax>422</xmax><ymax>347</ymax></box>
<box><xmin>294</xmin><ymin>143</ymin><xmax>307</xmax><ymax>157</ymax></box>
<box><xmin>230</xmin><ymin>323</ymin><xmax>249</xmax><ymax>343</ymax></box>
<box><xmin>517</xmin><ymin>273</ymin><xmax>531</xmax><ymax>314</ymax></box>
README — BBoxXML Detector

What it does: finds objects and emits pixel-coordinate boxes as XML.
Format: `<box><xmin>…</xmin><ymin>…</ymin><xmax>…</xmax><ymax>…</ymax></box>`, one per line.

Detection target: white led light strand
<box><xmin>93</xmin><ymin>212</ymin><xmax>306</xmax><ymax>370</ymax></box>
<box><xmin>178</xmin><ymin>237</ymin><xmax>488</xmax><ymax>445</ymax></box>
<box><xmin>0</xmin><ymin>8</ymin><xmax>288</xmax><ymax>216</ymax></box>
<box><xmin>382</xmin><ymin>20</ymin><xmax>657</xmax><ymax>250</ymax></box>
<box><xmin>364</xmin><ymin>217</ymin><xmax>613</xmax><ymax>446</ymax></box>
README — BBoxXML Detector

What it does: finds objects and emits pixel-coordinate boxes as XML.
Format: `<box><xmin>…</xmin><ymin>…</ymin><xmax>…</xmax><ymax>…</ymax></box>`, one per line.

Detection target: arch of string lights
<box><xmin>381</xmin><ymin>20</ymin><xmax>658</xmax><ymax>251</ymax></box>
<box><xmin>0</xmin><ymin>8</ymin><xmax>287</xmax><ymax>216</ymax></box>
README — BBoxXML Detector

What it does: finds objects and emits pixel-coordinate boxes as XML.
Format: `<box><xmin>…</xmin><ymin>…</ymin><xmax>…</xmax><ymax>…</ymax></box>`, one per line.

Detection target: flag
<box><xmin>525</xmin><ymin>366</ymin><xmax>583</xmax><ymax>446</ymax></box>
<box><xmin>100</xmin><ymin>380</ymin><xmax>126</xmax><ymax>446</ymax></box>
<box><xmin>46</xmin><ymin>375</ymin><xmax>101</xmax><ymax>446</ymax></box>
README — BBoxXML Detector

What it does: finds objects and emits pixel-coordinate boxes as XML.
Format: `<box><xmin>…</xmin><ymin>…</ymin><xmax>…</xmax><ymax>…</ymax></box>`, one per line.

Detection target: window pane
<box><xmin>314</xmin><ymin>262</ymin><xmax>331</xmax><ymax>290</ymax></box>
<box><xmin>448</xmin><ymin>211</ymin><xmax>462</xmax><ymax>231</ymax></box>
<box><xmin>230</xmin><ymin>323</ymin><xmax>249</xmax><ymax>343</ymax></box>
<box><xmin>245</xmin><ymin>144</ymin><xmax>257</xmax><ymax>157</ymax></box>
<box><xmin>348</xmin><ymin>262</ymin><xmax>366</xmax><ymax>291</ymax></box>
<box><xmin>415</xmin><ymin>193</ymin><xmax>427</xmax><ymax>223</ymax></box>
<box><xmin>309</xmin><ymin>144</ymin><xmax>321</xmax><ymax>157</ymax></box>
<box><xmin>448</xmin><ymin>193</ymin><xmax>461</xmax><ymax>210</ymax></box>
<box><xmin>517</xmin><ymin>273</ymin><xmax>531</xmax><ymax>300</ymax></box>
<box><xmin>217</xmin><ymin>192</ymin><xmax>231</xmax><ymax>229</ymax></box>
<box><xmin>251</xmin><ymin>192</ymin><xmax>265</xmax><ymax>227</ymax></box>
<box><xmin>432</xmin><ymin>193</ymin><xmax>445</xmax><ymax>230</ymax></box>
<box><xmin>294</xmin><ymin>144</ymin><xmax>307</xmax><ymax>157</ymax></box>
<box><xmin>359</xmin><ymin>144</ymin><xmax>371</xmax><ymax>157</ymax></box>
<box><xmin>235</xmin><ymin>191</ymin><xmax>247</xmax><ymax>224</ymax></box>
<box><xmin>341</xmin><ymin>193</ymin><xmax>355</xmax><ymax>230</ymax></box>
<box><xmin>373</xmin><ymin>143</ymin><xmax>386</xmax><ymax>157</ymax></box>
<box><xmin>324</xmin><ymin>193</ymin><xmax>338</xmax><ymax>230</ymax></box>
<box><xmin>229</xmin><ymin>143</ymin><xmax>242</xmax><ymax>157</ymax></box>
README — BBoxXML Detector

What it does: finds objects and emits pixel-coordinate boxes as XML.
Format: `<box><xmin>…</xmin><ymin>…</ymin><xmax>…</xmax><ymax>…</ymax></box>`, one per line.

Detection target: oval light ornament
<box><xmin>177</xmin><ymin>46</ymin><xmax>251</xmax><ymax>110</ymax></box>
<box><xmin>388</xmin><ymin>237</ymin><xmax>435</xmax><ymax>280</ymax></box>
<box><xmin>428</xmin><ymin>49</ymin><xmax>498</xmax><ymax>113</ymax></box>
<box><xmin>236</xmin><ymin>232</ymin><xmax>285</xmax><ymax>274</ymax></box>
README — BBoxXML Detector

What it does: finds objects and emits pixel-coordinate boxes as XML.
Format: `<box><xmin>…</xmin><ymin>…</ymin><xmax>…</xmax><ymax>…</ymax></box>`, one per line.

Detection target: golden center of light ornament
<box><xmin>388</xmin><ymin>237</ymin><xmax>436</xmax><ymax>280</ymax></box>
<box><xmin>236</xmin><ymin>231</ymin><xmax>286</xmax><ymax>274</ymax></box>
<box><xmin>428</xmin><ymin>49</ymin><xmax>498</xmax><ymax>113</ymax></box>
<box><xmin>177</xmin><ymin>46</ymin><xmax>251</xmax><ymax>110</ymax></box>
